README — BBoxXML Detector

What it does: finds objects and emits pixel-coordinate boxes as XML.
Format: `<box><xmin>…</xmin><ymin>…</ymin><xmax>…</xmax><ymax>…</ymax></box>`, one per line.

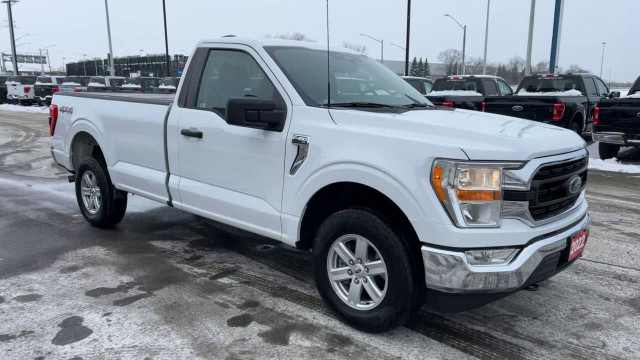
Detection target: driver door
<box><xmin>175</xmin><ymin>45</ymin><xmax>291</xmax><ymax>240</ymax></box>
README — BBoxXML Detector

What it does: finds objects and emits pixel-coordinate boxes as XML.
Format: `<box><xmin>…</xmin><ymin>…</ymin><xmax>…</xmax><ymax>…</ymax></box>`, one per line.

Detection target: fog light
<box><xmin>465</xmin><ymin>248</ymin><xmax>519</xmax><ymax>266</ymax></box>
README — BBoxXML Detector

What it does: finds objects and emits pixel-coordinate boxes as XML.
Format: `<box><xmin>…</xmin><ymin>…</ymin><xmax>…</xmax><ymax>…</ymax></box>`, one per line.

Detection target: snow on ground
<box><xmin>589</xmin><ymin>159</ymin><xmax>640</xmax><ymax>174</ymax></box>
<box><xmin>0</xmin><ymin>104</ymin><xmax>49</xmax><ymax>114</ymax></box>
<box><xmin>428</xmin><ymin>90</ymin><xmax>482</xmax><ymax>96</ymax></box>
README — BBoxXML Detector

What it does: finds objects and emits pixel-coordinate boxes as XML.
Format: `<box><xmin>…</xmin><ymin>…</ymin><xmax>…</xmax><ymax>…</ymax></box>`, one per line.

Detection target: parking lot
<box><xmin>0</xmin><ymin>109</ymin><xmax>639</xmax><ymax>359</ymax></box>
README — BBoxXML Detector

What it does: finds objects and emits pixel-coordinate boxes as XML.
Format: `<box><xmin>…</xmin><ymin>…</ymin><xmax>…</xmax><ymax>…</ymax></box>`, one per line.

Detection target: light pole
<box><xmin>104</xmin><ymin>0</ymin><xmax>115</xmax><ymax>76</ymax></box>
<box><xmin>405</xmin><ymin>0</ymin><xmax>411</xmax><ymax>76</ymax></box>
<box><xmin>38</xmin><ymin>44</ymin><xmax>55</xmax><ymax>75</ymax></box>
<box><xmin>62</xmin><ymin>57</ymin><xmax>66</xmax><ymax>74</ymax></box>
<box><xmin>360</xmin><ymin>33</ymin><xmax>383</xmax><ymax>63</ymax></box>
<box><xmin>2</xmin><ymin>0</ymin><xmax>19</xmax><ymax>75</ymax></box>
<box><xmin>445</xmin><ymin>14</ymin><xmax>466</xmax><ymax>75</ymax></box>
<box><xmin>599</xmin><ymin>42</ymin><xmax>606</xmax><ymax>78</ymax></box>
<box><xmin>525</xmin><ymin>0</ymin><xmax>536</xmax><ymax>75</ymax></box>
<box><xmin>82</xmin><ymin>54</ymin><xmax>88</xmax><ymax>76</ymax></box>
<box><xmin>162</xmin><ymin>0</ymin><xmax>171</xmax><ymax>77</ymax></box>
<box><xmin>482</xmin><ymin>0</ymin><xmax>490</xmax><ymax>74</ymax></box>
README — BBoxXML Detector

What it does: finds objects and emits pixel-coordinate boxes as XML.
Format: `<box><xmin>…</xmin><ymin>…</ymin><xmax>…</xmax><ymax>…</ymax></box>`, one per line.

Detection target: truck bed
<box><xmin>56</xmin><ymin>91</ymin><xmax>175</xmax><ymax>106</ymax></box>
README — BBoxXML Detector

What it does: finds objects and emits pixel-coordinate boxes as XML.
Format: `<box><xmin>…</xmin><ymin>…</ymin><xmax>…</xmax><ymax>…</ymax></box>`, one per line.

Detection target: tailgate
<box><xmin>35</xmin><ymin>85</ymin><xmax>57</xmax><ymax>98</ymax></box>
<box><xmin>484</xmin><ymin>96</ymin><xmax>558</xmax><ymax>121</ymax></box>
<box><xmin>597</xmin><ymin>99</ymin><xmax>640</xmax><ymax>133</ymax></box>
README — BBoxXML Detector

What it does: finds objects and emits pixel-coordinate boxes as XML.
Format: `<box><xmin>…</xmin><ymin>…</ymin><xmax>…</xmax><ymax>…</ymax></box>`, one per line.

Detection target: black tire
<box><xmin>569</xmin><ymin>121</ymin><xmax>582</xmax><ymax>135</ymax></box>
<box><xmin>75</xmin><ymin>156</ymin><xmax>127</xmax><ymax>228</ymax></box>
<box><xmin>312</xmin><ymin>208</ymin><xmax>425</xmax><ymax>333</ymax></box>
<box><xmin>598</xmin><ymin>142</ymin><xmax>620</xmax><ymax>160</ymax></box>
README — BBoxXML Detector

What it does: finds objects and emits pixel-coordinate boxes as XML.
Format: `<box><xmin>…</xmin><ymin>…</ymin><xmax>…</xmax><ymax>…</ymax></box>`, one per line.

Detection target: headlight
<box><xmin>431</xmin><ymin>160</ymin><xmax>522</xmax><ymax>228</ymax></box>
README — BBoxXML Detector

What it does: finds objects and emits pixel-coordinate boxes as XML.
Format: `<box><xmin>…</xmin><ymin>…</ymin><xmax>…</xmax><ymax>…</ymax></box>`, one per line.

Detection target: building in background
<box><xmin>66</xmin><ymin>54</ymin><xmax>189</xmax><ymax>77</ymax></box>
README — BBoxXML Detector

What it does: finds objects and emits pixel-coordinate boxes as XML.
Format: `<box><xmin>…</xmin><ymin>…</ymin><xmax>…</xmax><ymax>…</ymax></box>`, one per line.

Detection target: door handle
<box><xmin>181</xmin><ymin>129</ymin><xmax>203</xmax><ymax>139</ymax></box>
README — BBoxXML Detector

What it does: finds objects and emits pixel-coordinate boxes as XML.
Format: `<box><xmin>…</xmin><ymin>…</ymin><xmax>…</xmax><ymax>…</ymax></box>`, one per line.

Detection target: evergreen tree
<box><xmin>423</xmin><ymin>58</ymin><xmax>430</xmax><ymax>76</ymax></box>
<box><xmin>417</xmin><ymin>58</ymin><xmax>424</xmax><ymax>77</ymax></box>
<box><xmin>409</xmin><ymin>57</ymin><xmax>419</xmax><ymax>76</ymax></box>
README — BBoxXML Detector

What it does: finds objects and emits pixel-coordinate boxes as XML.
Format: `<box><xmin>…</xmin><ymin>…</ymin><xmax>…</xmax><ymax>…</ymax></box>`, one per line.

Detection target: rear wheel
<box><xmin>568</xmin><ymin>121</ymin><xmax>582</xmax><ymax>135</ymax></box>
<box><xmin>75</xmin><ymin>156</ymin><xmax>127</xmax><ymax>228</ymax></box>
<box><xmin>312</xmin><ymin>208</ymin><xmax>425</xmax><ymax>333</ymax></box>
<box><xmin>598</xmin><ymin>142</ymin><xmax>620</xmax><ymax>160</ymax></box>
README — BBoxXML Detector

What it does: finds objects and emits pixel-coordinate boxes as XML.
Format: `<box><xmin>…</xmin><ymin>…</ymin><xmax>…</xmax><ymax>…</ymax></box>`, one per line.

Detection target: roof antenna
<box><xmin>326</xmin><ymin>0</ymin><xmax>331</xmax><ymax>109</ymax></box>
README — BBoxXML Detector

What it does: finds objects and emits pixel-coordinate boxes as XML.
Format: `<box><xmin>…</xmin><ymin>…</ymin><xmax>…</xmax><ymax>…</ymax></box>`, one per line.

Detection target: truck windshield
<box><xmin>517</xmin><ymin>76</ymin><xmax>583</xmax><ymax>94</ymax></box>
<box><xmin>36</xmin><ymin>77</ymin><xmax>53</xmax><ymax>84</ymax></box>
<box><xmin>432</xmin><ymin>78</ymin><xmax>482</xmax><ymax>92</ymax></box>
<box><xmin>109</xmin><ymin>78</ymin><xmax>124</xmax><ymax>87</ymax></box>
<box><xmin>264</xmin><ymin>46</ymin><xmax>432</xmax><ymax>108</ymax></box>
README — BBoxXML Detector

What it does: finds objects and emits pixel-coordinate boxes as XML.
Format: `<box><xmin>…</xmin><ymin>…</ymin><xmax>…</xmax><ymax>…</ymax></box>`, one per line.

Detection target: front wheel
<box><xmin>75</xmin><ymin>156</ymin><xmax>127</xmax><ymax>228</ymax></box>
<box><xmin>598</xmin><ymin>142</ymin><xmax>620</xmax><ymax>160</ymax></box>
<box><xmin>312</xmin><ymin>209</ymin><xmax>425</xmax><ymax>333</ymax></box>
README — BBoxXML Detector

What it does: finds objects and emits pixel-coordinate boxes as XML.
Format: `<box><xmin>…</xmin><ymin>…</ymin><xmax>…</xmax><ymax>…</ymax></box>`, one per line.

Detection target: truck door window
<box><xmin>594</xmin><ymin>78</ymin><xmax>609</xmax><ymax>96</ymax></box>
<box><xmin>404</xmin><ymin>79</ymin><xmax>423</xmax><ymax>94</ymax></box>
<box><xmin>497</xmin><ymin>80</ymin><xmax>512</xmax><ymax>96</ymax></box>
<box><xmin>482</xmin><ymin>79</ymin><xmax>498</xmax><ymax>96</ymax></box>
<box><xmin>584</xmin><ymin>78</ymin><xmax>598</xmax><ymax>96</ymax></box>
<box><xmin>196</xmin><ymin>49</ymin><xmax>283</xmax><ymax>118</ymax></box>
<box><xmin>423</xmin><ymin>81</ymin><xmax>433</xmax><ymax>93</ymax></box>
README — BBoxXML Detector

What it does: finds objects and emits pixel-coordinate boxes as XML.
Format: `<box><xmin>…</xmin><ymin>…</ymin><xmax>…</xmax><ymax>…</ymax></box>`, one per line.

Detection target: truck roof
<box><xmin>196</xmin><ymin>37</ymin><xmax>361</xmax><ymax>54</ymax></box>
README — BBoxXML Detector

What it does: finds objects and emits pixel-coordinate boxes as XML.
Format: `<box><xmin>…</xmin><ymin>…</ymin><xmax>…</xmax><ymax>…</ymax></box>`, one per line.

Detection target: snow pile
<box><xmin>624</xmin><ymin>93</ymin><xmax>640</xmax><ymax>99</ymax></box>
<box><xmin>428</xmin><ymin>90</ymin><xmax>482</xmax><ymax>97</ymax></box>
<box><xmin>61</xmin><ymin>82</ymin><xmax>81</xmax><ymax>86</ymax></box>
<box><xmin>88</xmin><ymin>82</ymin><xmax>105</xmax><ymax>87</ymax></box>
<box><xmin>516</xmin><ymin>89</ymin><xmax>583</xmax><ymax>96</ymax></box>
<box><xmin>158</xmin><ymin>84</ymin><xmax>176</xmax><ymax>89</ymax></box>
<box><xmin>121</xmin><ymin>83</ymin><xmax>141</xmax><ymax>88</ymax></box>
<box><xmin>0</xmin><ymin>104</ymin><xmax>49</xmax><ymax>114</ymax></box>
<box><xmin>588</xmin><ymin>159</ymin><xmax>640</xmax><ymax>174</ymax></box>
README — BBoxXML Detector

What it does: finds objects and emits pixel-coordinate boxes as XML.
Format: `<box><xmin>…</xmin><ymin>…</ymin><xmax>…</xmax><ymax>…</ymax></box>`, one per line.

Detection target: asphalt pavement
<box><xmin>0</xmin><ymin>109</ymin><xmax>638</xmax><ymax>360</ymax></box>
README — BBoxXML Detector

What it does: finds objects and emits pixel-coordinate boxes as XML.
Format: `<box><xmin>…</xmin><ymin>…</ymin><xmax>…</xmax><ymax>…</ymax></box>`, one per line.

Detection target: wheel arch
<box><xmin>67</xmin><ymin>119</ymin><xmax>109</xmax><ymax>171</ymax></box>
<box><xmin>296</xmin><ymin>181</ymin><xmax>422</xmax><ymax>255</ymax></box>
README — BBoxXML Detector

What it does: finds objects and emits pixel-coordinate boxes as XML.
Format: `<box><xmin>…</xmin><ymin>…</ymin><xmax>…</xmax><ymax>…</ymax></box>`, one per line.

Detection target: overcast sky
<box><xmin>3</xmin><ymin>0</ymin><xmax>639</xmax><ymax>82</ymax></box>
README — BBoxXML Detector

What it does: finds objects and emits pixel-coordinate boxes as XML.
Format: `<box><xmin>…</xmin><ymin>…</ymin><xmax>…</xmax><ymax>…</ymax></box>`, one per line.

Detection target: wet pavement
<box><xmin>0</xmin><ymin>110</ymin><xmax>639</xmax><ymax>359</ymax></box>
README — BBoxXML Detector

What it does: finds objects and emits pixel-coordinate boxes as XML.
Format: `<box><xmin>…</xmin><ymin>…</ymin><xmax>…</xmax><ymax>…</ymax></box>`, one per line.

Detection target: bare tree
<box><xmin>566</xmin><ymin>64</ymin><xmax>590</xmax><ymax>74</ymax></box>
<box><xmin>507</xmin><ymin>56</ymin><xmax>526</xmax><ymax>84</ymax></box>
<box><xmin>342</xmin><ymin>42</ymin><xmax>368</xmax><ymax>55</ymax></box>
<box><xmin>438</xmin><ymin>49</ymin><xmax>462</xmax><ymax>75</ymax></box>
<box><xmin>266</xmin><ymin>31</ymin><xmax>315</xmax><ymax>42</ymax></box>
<box><xmin>531</xmin><ymin>60</ymin><xmax>549</xmax><ymax>74</ymax></box>
<box><xmin>466</xmin><ymin>57</ymin><xmax>484</xmax><ymax>75</ymax></box>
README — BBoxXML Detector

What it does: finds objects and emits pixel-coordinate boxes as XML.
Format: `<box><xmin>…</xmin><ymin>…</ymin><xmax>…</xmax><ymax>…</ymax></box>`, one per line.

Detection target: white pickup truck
<box><xmin>50</xmin><ymin>37</ymin><xmax>590</xmax><ymax>332</ymax></box>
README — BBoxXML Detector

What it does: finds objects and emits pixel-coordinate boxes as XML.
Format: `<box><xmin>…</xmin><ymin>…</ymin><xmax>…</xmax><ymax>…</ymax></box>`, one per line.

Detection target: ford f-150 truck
<box><xmin>6</xmin><ymin>75</ymin><xmax>38</xmax><ymax>105</ymax></box>
<box><xmin>593</xmin><ymin>76</ymin><xmax>640</xmax><ymax>159</ymax></box>
<box><xmin>426</xmin><ymin>75</ymin><xmax>513</xmax><ymax>111</ymax></box>
<box><xmin>34</xmin><ymin>76</ymin><xmax>66</xmax><ymax>106</ymax></box>
<box><xmin>484</xmin><ymin>74</ymin><xmax>619</xmax><ymax>135</ymax></box>
<box><xmin>49</xmin><ymin>38</ymin><xmax>590</xmax><ymax>332</ymax></box>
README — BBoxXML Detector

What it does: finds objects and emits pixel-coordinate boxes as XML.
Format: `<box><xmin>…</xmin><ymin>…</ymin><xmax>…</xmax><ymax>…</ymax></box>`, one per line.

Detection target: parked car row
<box><xmin>401</xmin><ymin>73</ymin><xmax>621</xmax><ymax>137</ymax></box>
<box><xmin>0</xmin><ymin>75</ymin><xmax>180</xmax><ymax>106</ymax></box>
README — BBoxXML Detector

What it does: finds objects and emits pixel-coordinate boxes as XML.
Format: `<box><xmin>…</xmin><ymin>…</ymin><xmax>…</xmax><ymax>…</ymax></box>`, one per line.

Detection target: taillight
<box><xmin>74</xmin><ymin>88</ymin><xmax>83</xmax><ymax>93</ymax></box>
<box><xmin>51</xmin><ymin>87</ymin><xmax>59</xmax><ymax>94</ymax></box>
<box><xmin>49</xmin><ymin>105</ymin><xmax>58</xmax><ymax>136</ymax></box>
<box><xmin>481</xmin><ymin>102</ymin><xmax>486</xmax><ymax>112</ymax></box>
<box><xmin>442</xmin><ymin>102</ymin><xmax>454</xmax><ymax>108</ymax></box>
<box><xmin>24</xmin><ymin>86</ymin><xmax>31</xmax><ymax>93</ymax></box>
<box><xmin>593</xmin><ymin>107</ymin><xmax>600</xmax><ymax>125</ymax></box>
<box><xmin>135</xmin><ymin>90</ymin><xmax>143</xmax><ymax>93</ymax></box>
<box><xmin>552</xmin><ymin>103</ymin><xmax>565</xmax><ymax>120</ymax></box>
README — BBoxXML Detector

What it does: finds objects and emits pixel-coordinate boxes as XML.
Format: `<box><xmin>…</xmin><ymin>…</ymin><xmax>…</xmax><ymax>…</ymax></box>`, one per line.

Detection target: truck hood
<box><xmin>330</xmin><ymin>108</ymin><xmax>586</xmax><ymax>161</ymax></box>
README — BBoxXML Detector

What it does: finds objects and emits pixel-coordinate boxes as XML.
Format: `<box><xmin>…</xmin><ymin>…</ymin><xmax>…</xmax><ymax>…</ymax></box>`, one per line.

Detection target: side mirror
<box><xmin>609</xmin><ymin>91</ymin><xmax>621</xmax><ymax>99</ymax></box>
<box><xmin>225</xmin><ymin>98</ymin><xmax>286</xmax><ymax>132</ymax></box>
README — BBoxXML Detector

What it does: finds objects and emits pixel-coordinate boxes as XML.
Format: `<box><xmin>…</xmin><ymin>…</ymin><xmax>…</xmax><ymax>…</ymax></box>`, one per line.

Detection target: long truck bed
<box><xmin>55</xmin><ymin>91</ymin><xmax>175</xmax><ymax>105</ymax></box>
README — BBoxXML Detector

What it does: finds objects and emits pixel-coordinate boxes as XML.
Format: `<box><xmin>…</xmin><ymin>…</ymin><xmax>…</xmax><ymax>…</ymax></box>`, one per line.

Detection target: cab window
<box><xmin>196</xmin><ymin>49</ymin><xmax>284</xmax><ymax>118</ymax></box>
<box><xmin>594</xmin><ymin>78</ymin><xmax>609</xmax><ymax>96</ymax></box>
<box><xmin>497</xmin><ymin>80</ymin><xmax>512</xmax><ymax>96</ymax></box>
<box><xmin>482</xmin><ymin>79</ymin><xmax>498</xmax><ymax>96</ymax></box>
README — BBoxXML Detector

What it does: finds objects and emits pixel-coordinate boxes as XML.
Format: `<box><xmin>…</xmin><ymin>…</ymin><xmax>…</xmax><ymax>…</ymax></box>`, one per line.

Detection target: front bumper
<box><xmin>421</xmin><ymin>213</ymin><xmax>590</xmax><ymax>294</ymax></box>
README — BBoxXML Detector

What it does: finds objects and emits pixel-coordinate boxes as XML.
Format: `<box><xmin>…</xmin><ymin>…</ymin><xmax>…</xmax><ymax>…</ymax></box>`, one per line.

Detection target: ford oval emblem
<box><xmin>512</xmin><ymin>105</ymin><xmax>523</xmax><ymax>112</ymax></box>
<box><xmin>637</xmin><ymin>112</ymin><xmax>640</xmax><ymax>118</ymax></box>
<box><xmin>567</xmin><ymin>175</ymin><xmax>582</xmax><ymax>195</ymax></box>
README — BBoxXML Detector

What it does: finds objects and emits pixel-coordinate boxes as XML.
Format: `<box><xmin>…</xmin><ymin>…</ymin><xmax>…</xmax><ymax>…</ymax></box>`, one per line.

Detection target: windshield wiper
<box><xmin>403</xmin><ymin>94</ymin><xmax>431</xmax><ymax>108</ymax></box>
<box><xmin>327</xmin><ymin>102</ymin><xmax>400</xmax><ymax>109</ymax></box>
